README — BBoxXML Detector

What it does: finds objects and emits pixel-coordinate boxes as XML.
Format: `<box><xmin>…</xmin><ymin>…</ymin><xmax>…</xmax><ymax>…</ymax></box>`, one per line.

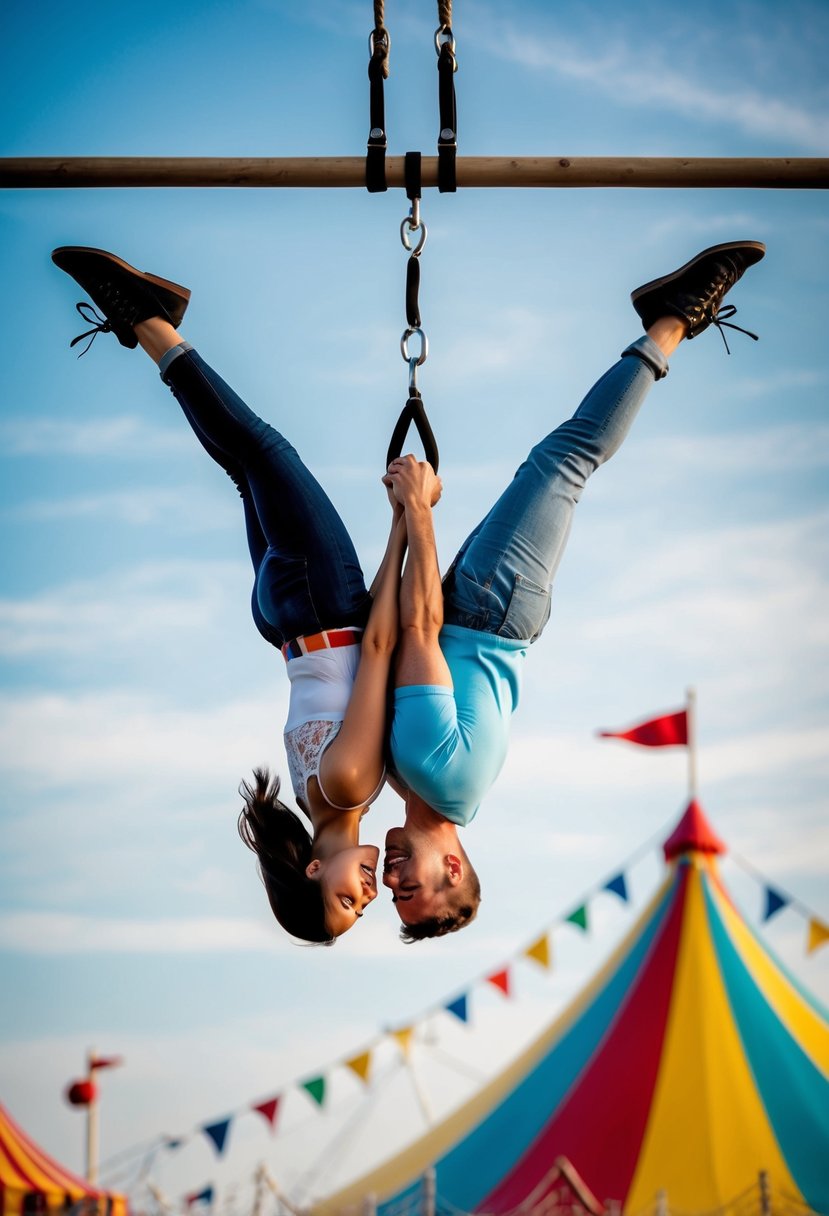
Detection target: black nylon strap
<box><xmin>404</xmin><ymin>150</ymin><xmax>422</xmax><ymax>200</ymax></box>
<box><xmin>405</xmin><ymin>257</ymin><xmax>421</xmax><ymax>328</ymax></box>
<box><xmin>366</xmin><ymin>38</ymin><xmax>388</xmax><ymax>193</ymax></box>
<box><xmin>386</xmin><ymin>392</ymin><xmax>440</xmax><ymax>473</ymax></box>
<box><xmin>437</xmin><ymin>41</ymin><xmax>457</xmax><ymax>193</ymax></box>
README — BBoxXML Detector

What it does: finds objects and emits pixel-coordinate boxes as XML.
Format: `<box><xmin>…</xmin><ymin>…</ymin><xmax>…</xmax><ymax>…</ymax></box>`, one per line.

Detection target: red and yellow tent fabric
<box><xmin>313</xmin><ymin>802</ymin><xmax>829</xmax><ymax>1216</ymax></box>
<box><xmin>0</xmin><ymin>1103</ymin><xmax>128</xmax><ymax>1216</ymax></box>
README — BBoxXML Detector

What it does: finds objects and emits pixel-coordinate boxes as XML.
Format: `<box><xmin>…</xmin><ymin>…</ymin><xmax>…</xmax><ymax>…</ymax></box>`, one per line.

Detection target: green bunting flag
<box><xmin>302</xmin><ymin>1076</ymin><xmax>326</xmax><ymax>1106</ymax></box>
<box><xmin>566</xmin><ymin>904</ymin><xmax>589</xmax><ymax>931</ymax></box>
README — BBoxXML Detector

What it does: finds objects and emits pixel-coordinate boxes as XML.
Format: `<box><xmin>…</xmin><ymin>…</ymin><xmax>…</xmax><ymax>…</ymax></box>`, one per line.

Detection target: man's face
<box><xmin>382</xmin><ymin>826</ymin><xmax>451</xmax><ymax>925</ymax></box>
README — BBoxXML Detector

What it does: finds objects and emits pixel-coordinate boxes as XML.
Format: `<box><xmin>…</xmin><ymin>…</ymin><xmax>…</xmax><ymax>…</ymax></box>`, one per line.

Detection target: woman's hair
<box><xmin>237</xmin><ymin>767</ymin><xmax>334</xmax><ymax>945</ymax></box>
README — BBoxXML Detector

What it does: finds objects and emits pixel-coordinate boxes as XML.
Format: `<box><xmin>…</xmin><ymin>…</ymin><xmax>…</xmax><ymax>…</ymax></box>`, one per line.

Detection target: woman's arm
<box><xmin>319</xmin><ymin>495</ymin><xmax>408</xmax><ymax>808</ymax></box>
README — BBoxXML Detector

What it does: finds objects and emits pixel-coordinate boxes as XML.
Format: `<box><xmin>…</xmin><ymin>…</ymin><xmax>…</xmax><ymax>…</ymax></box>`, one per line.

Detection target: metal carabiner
<box><xmin>400</xmin><ymin>215</ymin><xmax>428</xmax><ymax>256</ymax></box>
<box><xmin>408</xmin><ymin>356</ymin><xmax>421</xmax><ymax>394</ymax></box>
<box><xmin>434</xmin><ymin>25</ymin><xmax>458</xmax><ymax>69</ymax></box>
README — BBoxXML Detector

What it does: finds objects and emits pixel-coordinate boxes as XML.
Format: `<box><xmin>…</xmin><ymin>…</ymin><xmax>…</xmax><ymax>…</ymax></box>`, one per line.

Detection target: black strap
<box><xmin>366</xmin><ymin>29</ymin><xmax>389</xmax><ymax>193</ymax></box>
<box><xmin>437</xmin><ymin>36</ymin><xmax>457</xmax><ymax>193</ymax></box>
<box><xmin>386</xmin><ymin>391</ymin><xmax>440</xmax><ymax>473</ymax></box>
<box><xmin>404</xmin><ymin>152</ymin><xmax>422</xmax><ymax>326</ymax></box>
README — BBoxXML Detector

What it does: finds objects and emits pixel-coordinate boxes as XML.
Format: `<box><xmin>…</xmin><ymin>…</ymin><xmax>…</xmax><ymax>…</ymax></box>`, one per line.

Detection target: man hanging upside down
<box><xmin>382</xmin><ymin>241</ymin><xmax>765</xmax><ymax>941</ymax></box>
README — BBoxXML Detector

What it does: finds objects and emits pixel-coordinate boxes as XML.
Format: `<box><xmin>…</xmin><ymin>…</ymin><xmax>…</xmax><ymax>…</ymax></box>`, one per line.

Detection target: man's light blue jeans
<box><xmin>442</xmin><ymin>336</ymin><xmax>669</xmax><ymax>642</ymax></box>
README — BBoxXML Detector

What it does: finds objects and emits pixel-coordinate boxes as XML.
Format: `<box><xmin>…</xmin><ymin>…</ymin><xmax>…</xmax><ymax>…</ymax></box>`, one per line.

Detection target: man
<box><xmin>382</xmin><ymin>241</ymin><xmax>766</xmax><ymax>940</ymax></box>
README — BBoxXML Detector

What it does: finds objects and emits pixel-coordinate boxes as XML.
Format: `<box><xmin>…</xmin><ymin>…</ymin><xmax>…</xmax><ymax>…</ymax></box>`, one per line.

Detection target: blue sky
<box><xmin>1</xmin><ymin>0</ymin><xmax>827</xmax><ymax>1208</ymax></box>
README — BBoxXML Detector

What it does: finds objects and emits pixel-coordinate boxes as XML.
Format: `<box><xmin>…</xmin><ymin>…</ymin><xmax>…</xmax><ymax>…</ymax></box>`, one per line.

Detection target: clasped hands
<box><xmin>383</xmin><ymin>454</ymin><xmax>443</xmax><ymax>513</ymax></box>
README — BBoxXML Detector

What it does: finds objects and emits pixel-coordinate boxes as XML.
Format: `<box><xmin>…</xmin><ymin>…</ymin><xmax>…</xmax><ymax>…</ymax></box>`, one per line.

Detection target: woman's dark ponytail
<box><xmin>237</xmin><ymin>767</ymin><xmax>333</xmax><ymax>945</ymax></box>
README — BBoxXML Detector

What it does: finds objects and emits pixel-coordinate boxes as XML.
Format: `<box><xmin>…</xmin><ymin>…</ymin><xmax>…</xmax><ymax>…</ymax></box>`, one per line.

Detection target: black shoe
<box><xmin>52</xmin><ymin>246</ymin><xmax>191</xmax><ymax>355</ymax></box>
<box><xmin>631</xmin><ymin>241</ymin><xmax>765</xmax><ymax>350</ymax></box>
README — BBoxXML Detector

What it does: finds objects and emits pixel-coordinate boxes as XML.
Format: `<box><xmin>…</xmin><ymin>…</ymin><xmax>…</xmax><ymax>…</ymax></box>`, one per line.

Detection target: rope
<box><xmin>372</xmin><ymin>1</ymin><xmax>390</xmax><ymax>79</ymax></box>
<box><xmin>437</xmin><ymin>0</ymin><xmax>452</xmax><ymax>28</ymax></box>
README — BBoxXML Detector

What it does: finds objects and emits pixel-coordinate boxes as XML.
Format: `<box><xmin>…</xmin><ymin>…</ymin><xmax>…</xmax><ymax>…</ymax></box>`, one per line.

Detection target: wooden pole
<box><xmin>1</xmin><ymin>156</ymin><xmax>828</xmax><ymax>190</ymax></box>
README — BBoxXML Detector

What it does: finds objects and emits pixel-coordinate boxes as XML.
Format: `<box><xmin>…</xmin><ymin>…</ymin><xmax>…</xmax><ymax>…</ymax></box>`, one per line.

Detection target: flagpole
<box><xmin>687</xmin><ymin>687</ymin><xmax>698</xmax><ymax>801</ymax></box>
<box><xmin>86</xmin><ymin>1047</ymin><xmax>99</xmax><ymax>1184</ymax></box>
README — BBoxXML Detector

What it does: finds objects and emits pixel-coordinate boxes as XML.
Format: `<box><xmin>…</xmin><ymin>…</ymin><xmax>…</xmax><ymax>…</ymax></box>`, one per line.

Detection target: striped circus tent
<box><xmin>312</xmin><ymin>802</ymin><xmax>829</xmax><ymax>1216</ymax></box>
<box><xmin>0</xmin><ymin>1103</ymin><xmax>128</xmax><ymax>1216</ymax></box>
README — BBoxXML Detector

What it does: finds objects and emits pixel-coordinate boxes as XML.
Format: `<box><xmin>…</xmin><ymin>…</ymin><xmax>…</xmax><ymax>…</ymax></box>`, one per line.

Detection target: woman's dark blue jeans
<box><xmin>160</xmin><ymin>344</ymin><xmax>371</xmax><ymax>649</ymax></box>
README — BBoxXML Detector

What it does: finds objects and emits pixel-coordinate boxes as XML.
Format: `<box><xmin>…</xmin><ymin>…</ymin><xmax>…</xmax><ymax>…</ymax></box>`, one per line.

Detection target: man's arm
<box><xmin>387</xmin><ymin>455</ymin><xmax>452</xmax><ymax>689</ymax></box>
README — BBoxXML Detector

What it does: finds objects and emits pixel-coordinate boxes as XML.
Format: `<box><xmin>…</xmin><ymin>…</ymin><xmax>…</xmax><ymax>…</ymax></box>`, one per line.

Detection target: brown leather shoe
<box><xmin>52</xmin><ymin>246</ymin><xmax>191</xmax><ymax>354</ymax></box>
<box><xmin>631</xmin><ymin>241</ymin><xmax>765</xmax><ymax>347</ymax></box>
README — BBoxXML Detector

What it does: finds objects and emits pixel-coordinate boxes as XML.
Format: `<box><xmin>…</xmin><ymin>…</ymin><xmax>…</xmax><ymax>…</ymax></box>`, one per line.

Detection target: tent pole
<box><xmin>1</xmin><ymin>156</ymin><xmax>828</xmax><ymax>190</ymax></box>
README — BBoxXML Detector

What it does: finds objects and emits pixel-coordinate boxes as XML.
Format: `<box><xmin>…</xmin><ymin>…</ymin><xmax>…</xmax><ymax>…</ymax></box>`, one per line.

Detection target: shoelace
<box><xmin>69</xmin><ymin>301</ymin><xmax>113</xmax><ymax>357</ymax></box>
<box><xmin>711</xmin><ymin>303</ymin><xmax>759</xmax><ymax>355</ymax></box>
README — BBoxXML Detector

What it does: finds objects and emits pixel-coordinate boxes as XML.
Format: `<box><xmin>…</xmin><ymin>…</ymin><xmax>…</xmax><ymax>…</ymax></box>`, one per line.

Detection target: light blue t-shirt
<box><xmin>389</xmin><ymin>624</ymin><xmax>527</xmax><ymax>826</ymax></box>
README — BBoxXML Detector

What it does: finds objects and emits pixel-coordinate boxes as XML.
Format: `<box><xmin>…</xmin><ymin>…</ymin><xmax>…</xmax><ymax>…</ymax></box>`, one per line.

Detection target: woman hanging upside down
<box><xmin>52</xmin><ymin>245</ymin><xmax>435</xmax><ymax>945</ymax></box>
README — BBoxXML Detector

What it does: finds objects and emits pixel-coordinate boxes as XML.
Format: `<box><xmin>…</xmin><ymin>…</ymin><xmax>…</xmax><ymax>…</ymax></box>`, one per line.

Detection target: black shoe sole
<box><xmin>631</xmin><ymin>240</ymin><xmax>766</xmax><ymax>316</ymax></box>
<box><xmin>52</xmin><ymin>246</ymin><xmax>191</xmax><ymax>330</ymax></box>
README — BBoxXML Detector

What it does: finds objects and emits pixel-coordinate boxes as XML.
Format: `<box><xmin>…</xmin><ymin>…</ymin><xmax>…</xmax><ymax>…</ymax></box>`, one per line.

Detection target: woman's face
<box><xmin>307</xmin><ymin>844</ymin><xmax>380</xmax><ymax>937</ymax></box>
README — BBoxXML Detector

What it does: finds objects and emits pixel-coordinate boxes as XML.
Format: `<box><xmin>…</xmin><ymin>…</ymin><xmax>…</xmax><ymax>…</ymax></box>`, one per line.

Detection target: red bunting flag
<box><xmin>90</xmin><ymin>1055</ymin><xmax>123</xmax><ymax>1070</ymax></box>
<box><xmin>252</xmin><ymin>1097</ymin><xmax>280</xmax><ymax>1129</ymax></box>
<box><xmin>487</xmin><ymin>968</ymin><xmax>511</xmax><ymax>997</ymax></box>
<box><xmin>598</xmin><ymin>709</ymin><xmax>688</xmax><ymax>748</ymax></box>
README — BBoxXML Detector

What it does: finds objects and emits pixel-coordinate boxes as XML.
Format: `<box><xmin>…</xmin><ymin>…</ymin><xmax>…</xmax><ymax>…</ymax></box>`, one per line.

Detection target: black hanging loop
<box><xmin>366</xmin><ymin>26</ymin><xmax>390</xmax><ymax>193</ymax></box>
<box><xmin>386</xmin><ymin>391</ymin><xmax>440</xmax><ymax>473</ymax></box>
<box><xmin>435</xmin><ymin>26</ymin><xmax>457</xmax><ymax>193</ymax></box>
<box><xmin>385</xmin><ymin>154</ymin><xmax>439</xmax><ymax>473</ymax></box>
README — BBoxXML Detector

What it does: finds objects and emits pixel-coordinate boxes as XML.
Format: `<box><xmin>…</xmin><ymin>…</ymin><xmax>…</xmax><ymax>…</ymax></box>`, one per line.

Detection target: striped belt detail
<box><xmin>281</xmin><ymin>627</ymin><xmax>364</xmax><ymax>661</ymax></box>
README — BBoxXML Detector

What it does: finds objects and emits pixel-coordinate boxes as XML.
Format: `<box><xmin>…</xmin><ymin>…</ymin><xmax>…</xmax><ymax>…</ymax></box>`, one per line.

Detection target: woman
<box><xmin>52</xmin><ymin>245</ymin><xmax>424</xmax><ymax>944</ymax></box>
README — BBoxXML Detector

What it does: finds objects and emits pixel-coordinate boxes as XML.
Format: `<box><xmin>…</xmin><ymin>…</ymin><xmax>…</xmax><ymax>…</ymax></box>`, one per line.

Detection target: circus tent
<box><xmin>312</xmin><ymin>801</ymin><xmax>829</xmax><ymax>1216</ymax></box>
<box><xmin>0</xmin><ymin>1102</ymin><xmax>128</xmax><ymax>1216</ymax></box>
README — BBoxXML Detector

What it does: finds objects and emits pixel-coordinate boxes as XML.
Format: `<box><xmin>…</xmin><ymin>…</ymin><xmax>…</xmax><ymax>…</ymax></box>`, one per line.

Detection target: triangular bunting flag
<box><xmin>486</xmin><ymin>968</ymin><xmax>511</xmax><ymax>997</ymax></box>
<box><xmin>201</xmin><ymin>1119</ymin><xmax>231</xmax><ymax>1156</ymax></box>
<box><xmin>524</xmin><ymin>934</ymin><xmax>551</xmax><ymax>969</ymax></box>
<box><xmin>345</xmin><ymin>1051</ymin><xmax>372</xmax><ymax>1084</ymax></box>
<box><xmin>807</xmin><ymin>918</ymin><xmax>829</xmax><ymax>955</ymax></box>
<box><xmin>445</xmin><ymin>995</ymin><xmax>469</xmax><ymax>1023</ymax></box>
<box><xmin>391</xmin><ymin>1026</ymin><xmax>414</xmax><ymax>1057</ymax></box>
<box><xmin>185</xmin><ymin>1187</ymin><xmax>214</xmax><ymax>1208</ymax></box>
<box><xmin>603</xmin><ymin>873</ymin><xmax>629</xmax><ymax>902</ymax></box>
<box><xmin>566</xmin><ymin>904</ymin><xmax>589</xmax><ymax>932</ymax></box>
<box><xmin>763</xmin><ymin>887</ymin><xmax>789</xmax><ymax>922</ymax></box>
<box><xmin>252</xmin><ymin>1097</ymin><xmax>279</xmax><ymax>1130</ymax></box>
<box><xmin>302</xmin><ymin>1076</ymin><xmax>326</xmax><ymax>1107</ymax></box>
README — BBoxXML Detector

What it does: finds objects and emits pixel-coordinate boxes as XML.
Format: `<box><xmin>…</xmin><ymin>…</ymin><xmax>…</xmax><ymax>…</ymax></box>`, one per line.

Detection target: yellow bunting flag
<box><xmin>391</xmin><ymin>1026</ymin><xmax>414</xmax><ymax>1057</ymax></box>
<box><xmin>345</xmin><ymin>1050</ymin><xmax>372</xmax><ymax>1084</ymax></box>
<box><xmin>807</xmin><ymin>918</ymin><xmax>829</xmax><ymax>954</ymax></box>
<box><xmin>523</xmin><ymin>933</ymin><xmax>551</xmax><ymax>970</ymax></box>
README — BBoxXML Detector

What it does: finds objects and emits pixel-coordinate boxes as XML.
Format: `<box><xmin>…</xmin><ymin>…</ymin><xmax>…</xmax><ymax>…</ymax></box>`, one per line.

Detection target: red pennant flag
<box><xmin>486</xmin><ymin>968</ymin><xmax>510</xmax><ymax>997</ymax></box>
<box><xmin>252</xmin><ymin>1097</ymin><xmax>279</xmax><ymax>1130</ymax></box>
<box><xmin>89</xmin><ymin>1056</ymin><xmax>123</xmax><ymax>1070</ymax></box>
<box><xmin>598</xmin><ymin>709</ymin><xmax>687</xmax><ymax>748</ymax></box>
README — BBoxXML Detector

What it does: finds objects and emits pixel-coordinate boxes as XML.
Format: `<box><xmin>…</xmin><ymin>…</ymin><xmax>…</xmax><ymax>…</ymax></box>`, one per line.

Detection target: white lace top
<box><xmin>282</xmin><ymin>644</ymin><xmax>384</xmax><ymax>813</ymax></box>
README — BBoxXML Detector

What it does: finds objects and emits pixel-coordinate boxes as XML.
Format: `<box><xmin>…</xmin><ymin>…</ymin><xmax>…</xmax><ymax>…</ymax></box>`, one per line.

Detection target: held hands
<box><xmin>384</xmin><ymin>454</ymin><xmax>442</xmax><ymax>512</ymax></box>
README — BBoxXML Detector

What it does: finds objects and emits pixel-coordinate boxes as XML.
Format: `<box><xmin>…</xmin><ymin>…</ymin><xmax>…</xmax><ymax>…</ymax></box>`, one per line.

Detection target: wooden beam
<box><xmin>1</xmin><ymin>156</ymin><xmax>827</xmax><ymax>189</ymax></box>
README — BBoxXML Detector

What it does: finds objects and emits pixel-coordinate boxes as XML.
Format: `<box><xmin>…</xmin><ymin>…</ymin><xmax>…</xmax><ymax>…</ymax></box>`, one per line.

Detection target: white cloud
<box><xmin>475</xmin><ymin>11</ymin><xmax>829</xmax><ymax>150</ymax></box>
<box><xmin>0</xmin><ymin>415</ymin><xmax>190</xmax><ymax>457</ymax></box>
<box><xmin>0</xmin><ymin>559</ymin><xmax>250</xmax><ymax>657</ymax></box>
<box><xmin>0</xmin><ymin>911</ymin><xmax>283</xmax><ymax>955</ymax></box>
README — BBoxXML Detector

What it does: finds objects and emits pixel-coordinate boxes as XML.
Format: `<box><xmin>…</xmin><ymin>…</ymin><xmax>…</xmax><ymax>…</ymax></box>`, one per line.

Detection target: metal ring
<box><xmin>400</xmin><ymin>217</ymin><xmax>427</xmax><ymax>255</ymax></box>
<box><xmin>368</xmin><ymin>28</ymin><xmax>390</xmax><ymax>56</ymax></box>
<box><xmin>401</xmin><ymin>327</ymin><xmax>428</xmax><ymax>366</ymax></box>
<box><xmin>434</xmin><ymin>25</ymin><xmax>456</xmax><ymax>54</ymax></box>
